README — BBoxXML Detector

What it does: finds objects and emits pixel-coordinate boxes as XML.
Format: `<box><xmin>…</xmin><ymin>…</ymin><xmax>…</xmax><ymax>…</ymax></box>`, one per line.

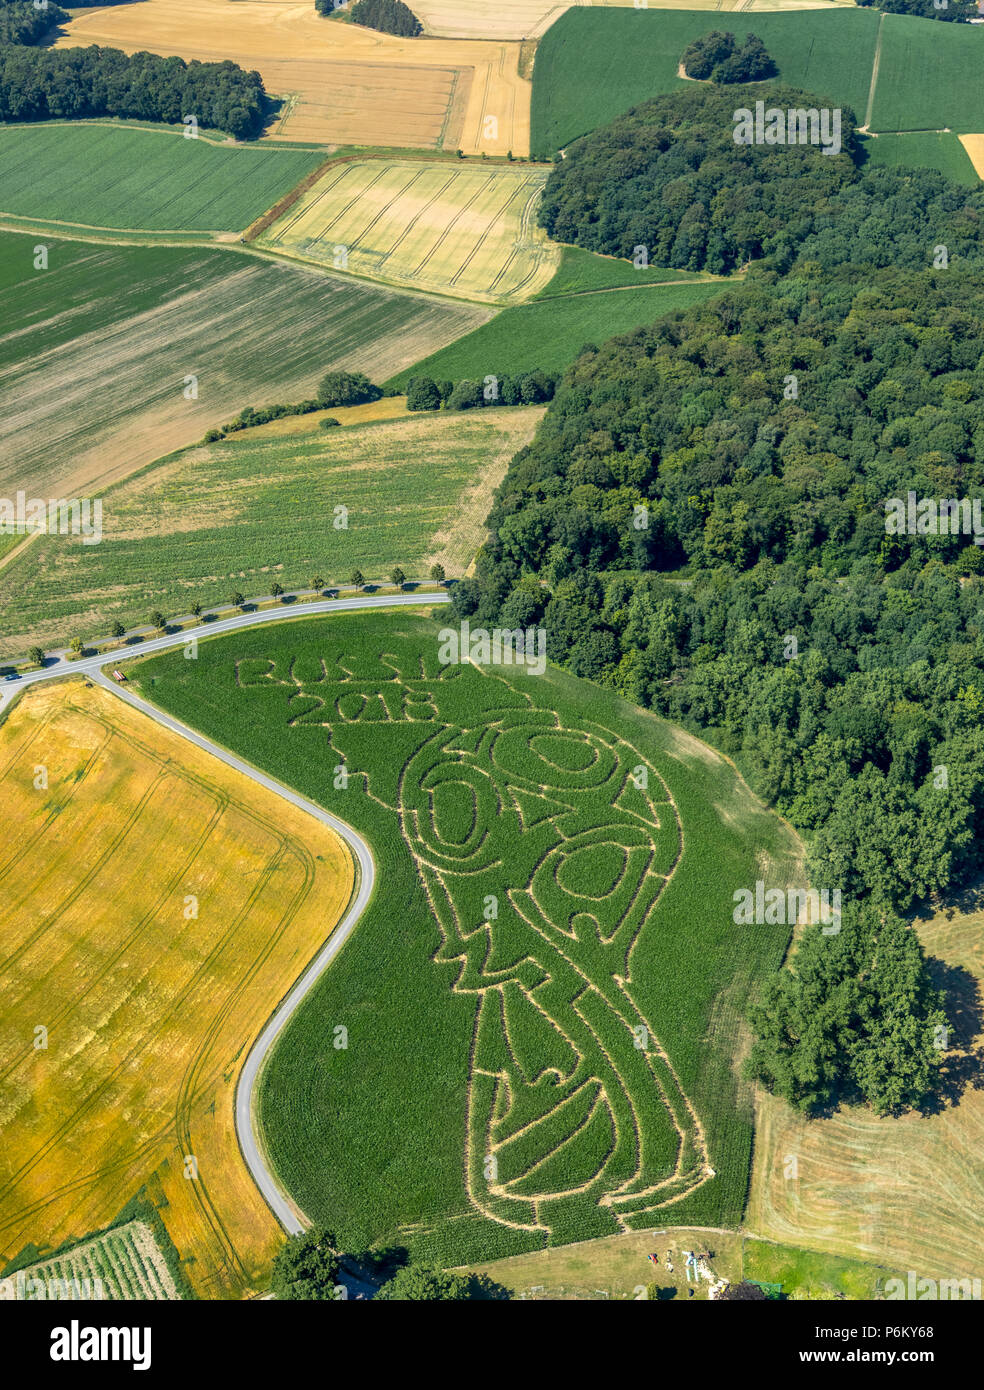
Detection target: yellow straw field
<box><xmin>0</xmin><ymin>682</ymin><xmax>354</xmax><ymax>1299</ymax></box>
<box><xmin>259</xmin><ymin>158</ymin><xmax>559</xmax><ymax>302</ymax></box>
<box><xmin>58</xmin><ymin>0</ymin><xmax>531</xmax><ymax>155</ymax></box>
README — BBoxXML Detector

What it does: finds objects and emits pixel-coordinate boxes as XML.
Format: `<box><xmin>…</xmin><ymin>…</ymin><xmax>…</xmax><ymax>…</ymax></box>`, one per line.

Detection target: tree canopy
<box><xmin>0</xmin><ymin>43</ymin><xmax>268</xmax><ymax>137</ymax></box>
<box><xmin>271</xmin><ymin>1228</ymin><xmax>341</xmax><ymax>1300</ymax></box>
<box><xmin>462</xmin><ymin>86</ymin><xmax>984</xmax><ymax>1114</ymax></box>
<box><xmin>316</xmin><ymin>370</ymin><xmax>381</xmax><ymax>408</ymax></box>
<box><xmin>346</xmin><ymin>0</ymin><xmax>422</xmax><ymax>37</ymax></box>
<box><xmin>374</xmin><ymin>1264</ymin><xmax>510</xmax><ymax>1300</ymax></box>
<box><xmin>681</xmin><ymin>31</ymin><xmax>776</xmax><ymax>84</ymax></box>
<box><xmin>856</xmin><ymin>0</ymin><xmax>976</xmax><ymax>18</ymax></box>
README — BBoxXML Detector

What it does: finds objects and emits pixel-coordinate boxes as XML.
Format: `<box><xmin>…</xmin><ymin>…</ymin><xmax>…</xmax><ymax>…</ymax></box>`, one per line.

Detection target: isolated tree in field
<box><xmin>680</xmin><ymin>30</ymin><xmax>735</xmax><ymax>80</ymax></box>
<box><xmin>110</xmin><ymin>622</ymin><xmax>126</xmax><ymax>640</ymax></box>
<box><xmin>316</xmin><ymin>370</ymin><xmax>381</xmax><ymax>409</ymax></box>
<box><xmin>149</xmin><ymin>611</ymin><xmax>166</xmax><ymax>631</ymax></box>
<box><xmin>28</xmin><ymin>646</ymin><xmax>44</xmax><ymax>666</ymax></box>
<box><xmin>271</xmin><ymin>582</ymin><xmax>284</xmax><ymax>601</ymax></box>
<box><xmin>390</xmin><ymin>566</ymin><xmax>407</xmax><ymax>589</ymax></box>
<box><xmin>375</xmin><ymin>1264</ymin><xmax>509</xmax><ymax>1300</ymax></box>
<box><xmin>69</xmin><ymin>636</ymin><xmax>83</xmax><ymax>655</ymax></box>
<box><xmin>350</xmin><ymin>569</ymin><xmax>365</xmax><ymax>590</ymax></box>
<box><xmin>312</xmin><ymin>574</ymin><xmax>324</xmax><ymax>593</ymax></box>
<box><xmin>430</xmin><ymin>563</ymin><xmax>446</xmax><ymax>585</ymax></box>
<box><xmin>271</xmin><ymin>1227</ymin><xmax>341</xmax><ymax>1301</ymax></box>
<box><xmin>191</xmin><ymin>602</ymin><xmax>203</xmax><ymax>618</ymax></box>
<box><xmin>405</xmin><ymin>376</ymin><xmax>442</xmax><ymax>412</ymax></box>
<box><xmin>230</xmin><ymin>591</ymin><xmax>245</xmax><ymax>610</ymax></box>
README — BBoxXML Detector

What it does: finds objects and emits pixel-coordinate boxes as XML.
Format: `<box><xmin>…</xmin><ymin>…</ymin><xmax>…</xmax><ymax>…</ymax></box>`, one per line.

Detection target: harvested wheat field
<box><xmin>58</xmin><ymin>0</ymin><xmax>530</xmax><ymax>155</ymax></box>
<box><xmin>260</xmin><ymin>158</ymin><xmax>559</xmax><ymax>302</ymax></box>
<box><xmin>413</xmin><ymin>0</ymin><xmax>852</xmax><ymax>41</ymax></box>
<box><xmin>0</xmin><ymin>682</ymin><xmax>354</xmax><ymax>1298</ymax></box>
<box><xmin>958</xmin><ymin>135</ymin><xmax>984</xmax><ymax>181</ymax></box>
<box><xmin>747</xmin><ymin>896</ymin><xmax>984</xmax><ymax>1283</ymax></box>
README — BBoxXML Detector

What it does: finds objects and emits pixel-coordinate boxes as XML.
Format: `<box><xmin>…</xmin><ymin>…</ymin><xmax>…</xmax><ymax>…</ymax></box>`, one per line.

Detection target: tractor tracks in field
<box><xmin>2</xmin><ymin>591</ymin><xmax>450</xmax><ymax>1235</ymax></box>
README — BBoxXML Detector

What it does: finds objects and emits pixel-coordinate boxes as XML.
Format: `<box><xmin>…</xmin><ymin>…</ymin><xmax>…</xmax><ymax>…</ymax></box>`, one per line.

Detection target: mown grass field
<box><xmin>259</xmin><ymin>159</ymin><xmax>559</xmax><ymax>304</ymax></box>
<box><xmin>530</xmin><ymin>7</ymin><xmax>881</xmax><ymax>154</ymax></box>
<box><xmin>132</xmin><ymin>611</ymin><xmax>802</xmax><ymax>1266</ymax></box>
<box><xmin>0</xmin><ymin>408</ymin><xmax>541</xmax><ymax>658</ymax></box>
<box><xmin>0</xmin><ymin>681</ymin><xmax>353</xmax><ymax>1299</ymax></box>
<box><xmin>386</xmin><ymin>279</ymin><xmax>725</xmax><ymax>388</ymax></box>
<box><xmin>747</xmin><ymin>889</ymin><xmax>984</xmax><ymax>1284</ymax></box>
<box><xmin>466</xmin><ymin>1225</ymin><xmax>888</xmax><ymax>1299</ymax></box>
<box><xmin>0</xmin><ymin>230</ymin><xmax>490</xmax><ymax>503</ymax></box>
<box><xmin>869</xmin><ymin>13</ymin><xmax>984</xmax><ymax>135</ymax></box>
<box><xmin>0</xmin><ymin>126</ymin><xmax>324</xmax><ymax>232</ymax></box>
<box><xmin>860</xmin><ymin>132</ymin><xmax>980</xmax><ymax>188</ymax></box>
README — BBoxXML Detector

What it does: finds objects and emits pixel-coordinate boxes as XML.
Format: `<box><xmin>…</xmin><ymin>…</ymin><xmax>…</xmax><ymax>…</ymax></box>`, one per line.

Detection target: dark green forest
<box><xmin>0</xmin><ymin>0</ymin><xmax>67</xmax><ymax>46</ymax></box>
<box><xmin>857</xmin><ymin>0</ymin><xmax>976</xmax><ymax>19</ymax></box>
<box><xmin>0</xmin><ymin>0</ymin><xmax>268</xmax><ymax>136</ymax></box>
<box><xmin>461</xmin><ymin>86</ymin><xmax>984</xmax><ymax>1113</ymax></box>
<box><xmin>537</xmin><ymin>86</ymin><xmax>984</xmax><ymax>275</ymax></box>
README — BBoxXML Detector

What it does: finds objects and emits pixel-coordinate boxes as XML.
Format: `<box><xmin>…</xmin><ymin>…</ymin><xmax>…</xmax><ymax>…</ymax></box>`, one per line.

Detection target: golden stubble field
<box><xmin>412</xmin><ymin>0</ymin><xmax>856</xmax><ymax>41</ymax></box>
<box><xmin>747</xmin><ymin>899</ymin><xmax>984</xmax><ymax>1283</ymax></box>
<box><xmin>958</xmin><ymin>135</ymin><xmax>984</xmax><ymax>180</ymax></box>
<box><xmin>57</xmin><ymin>0</ymin><xmax>531</xmax><ymax>155</ymax></box>
<box><xmin>259</xmin><ymin>158</ymin><xmax>559</xmax><ymax>302</ymax></box>
<box><xmin>0</xmin><ymin>682</ymin><xmax>354</xmax><ymax>1298</ymax></box>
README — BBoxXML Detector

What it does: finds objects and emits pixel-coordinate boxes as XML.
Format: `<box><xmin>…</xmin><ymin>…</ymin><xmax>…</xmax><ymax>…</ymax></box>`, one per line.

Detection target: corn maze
<box><xmin>236</xmin><ymin>637</ymin><xmax>714</xmax><ymax>1238</ymax></box>
<box><xmin>137</xmin><ymin>614</ymin><xmax>799</xmax><ymax>1261</ymax></box>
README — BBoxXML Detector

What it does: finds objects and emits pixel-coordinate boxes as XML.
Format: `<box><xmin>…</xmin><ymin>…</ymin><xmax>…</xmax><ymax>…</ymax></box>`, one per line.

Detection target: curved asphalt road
<box><xmin>2</xmin><ymin>591</ymin><xmax>450</xmax><ymax>1234</ymax></box>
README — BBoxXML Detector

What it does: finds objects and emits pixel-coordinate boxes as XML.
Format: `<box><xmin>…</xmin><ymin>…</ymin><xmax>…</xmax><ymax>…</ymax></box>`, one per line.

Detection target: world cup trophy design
<box><xmin>396</xmin><ymin>706</ymin><xmax>712</xmax><ymax>1237</ymax></box>
<box><xmin>257</xmin><ymin>642</ymin><xmax>714</xmax><ymax>1240</ymax></box>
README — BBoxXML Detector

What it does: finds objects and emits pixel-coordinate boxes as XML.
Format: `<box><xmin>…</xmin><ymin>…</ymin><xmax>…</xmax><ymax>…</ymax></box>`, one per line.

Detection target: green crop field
<box><xmin>868</xmin><ymin>13</ymin><xmax>984</xmax><ymax>135</ymax></box>
<box><xmin>0</xmin><ymin>125</ymin><xmax>324</xmax><ymax>232</ymax></box>
<box><xmin>130</xmin><ymin>611</ymin><xmax>802</xmax><ymax>1265</ymax></box>
<box><xmin>259</xmin><ymin>158</ymin><xmax>559</xmax><ymax>304</ymax></box>
<box><xmin>536</xmin><ymin>247</ymin><xmax>711</xmax><ymax>298</ymax></box>
<box><xmin>0</xmin><ymin>233</ymin><xmax>236</xmax><ymax>372</ymax></box>
<box><xmin>0</xmin><ymin>230</ymin><xmax>490</xmax><ymax>505</ymax></box>
<box><xmin>0</xmin><ymin>409</ymin><xmax>541</xmax><ymax>658</ymax></box>
<box><xmin>386</xmin><ymin>280</ymin><xmax>725</xmax><ymax>389</ymax></box>
<box><xmin>859</xmin><ymin>132</ymin><xmax>980</xmax><ymax>187</ymax></box>
<box><xmin>530</xmin><ymin>8</ymin><xmax>881</xmax><ymax>155</ymax></box>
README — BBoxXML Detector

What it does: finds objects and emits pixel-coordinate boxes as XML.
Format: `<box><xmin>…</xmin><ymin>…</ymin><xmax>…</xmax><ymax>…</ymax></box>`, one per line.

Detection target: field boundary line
<box><xmin>242</xmin><ymin>153</ymin><xmax>340</xmax><ymax>243</ymax></box>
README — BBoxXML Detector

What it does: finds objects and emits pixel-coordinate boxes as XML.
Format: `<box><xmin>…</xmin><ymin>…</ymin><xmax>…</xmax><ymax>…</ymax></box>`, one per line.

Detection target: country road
<box><xmin>0</xmin><ymin>590</ymin><xmax>451</xmax><ymax>1238</ymax></box>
